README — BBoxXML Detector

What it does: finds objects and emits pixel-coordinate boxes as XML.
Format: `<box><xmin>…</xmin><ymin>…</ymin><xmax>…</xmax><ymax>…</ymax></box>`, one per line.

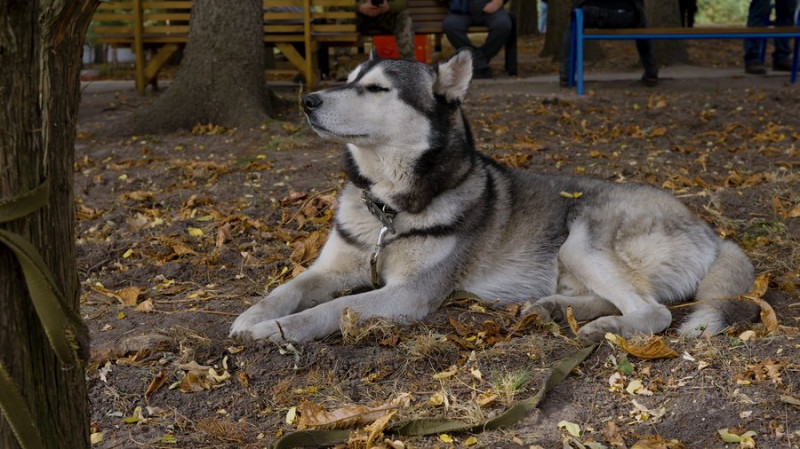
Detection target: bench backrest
<box><xmin>90</xmin><ymin>0</ymin><xmax>358</xmax><ymax>45</ymax></box>
<box><xmin>407</xmin><ymin>0</ymin><xmax>448</xmax><ymax>34</ymax></box>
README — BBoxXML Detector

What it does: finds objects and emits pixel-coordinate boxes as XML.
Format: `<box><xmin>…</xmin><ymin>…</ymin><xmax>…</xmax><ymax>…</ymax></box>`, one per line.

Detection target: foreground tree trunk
<box><xmin>133</xmin><ymin>0</ymin><xmax>270</xmax><ymax>133</ymax></box>
<box><xmin>541</xmin><ymin>0</ymin><xmax>601</xmax><ymax>61</ymax></box>
<box><xmin>0</xmin><ymin>1</ymin><xmax>97</xmax><ymax>448</ymax></box>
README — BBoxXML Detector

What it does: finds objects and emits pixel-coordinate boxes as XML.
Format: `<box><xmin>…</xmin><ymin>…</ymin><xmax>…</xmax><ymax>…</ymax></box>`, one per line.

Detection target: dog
<box><xmin>229</xmin><ymin>49</ymin><xmax>759</xmax><ymax>343</ymax></box>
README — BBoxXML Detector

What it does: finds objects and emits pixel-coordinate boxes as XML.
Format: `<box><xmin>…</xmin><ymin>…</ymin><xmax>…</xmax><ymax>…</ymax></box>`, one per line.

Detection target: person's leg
<box><xmin>744</xmin><ymin>0</ymin><xmax>770</xmax><ymax>71</ymax></box>
<box><xmin>771</xmin><ymin>0</ymin><xmax>795</xmax><ymax>68</ymax></box>
<box><xmin>679</xmin><ymin>0</ymin><xmax>688</xmax><ymax>27</ymax></box>
<box><xmin>687</xmin><ymin>0</ymin><xmax>697</xmax><ymax>27</ymax></box>
<box><xmin>478</xmin><ymin>8</ymin><xmax>512</xmax><ymax>62</ymax></box>
<box><xmin>442</xmin><ymin>13</ymin><xmax>474</xmax><ymax>51</ymax></box>
<box><xmin>539</xmin><ymin>1</ymin><xmax>547</xmax><ymax>33</ymax></box>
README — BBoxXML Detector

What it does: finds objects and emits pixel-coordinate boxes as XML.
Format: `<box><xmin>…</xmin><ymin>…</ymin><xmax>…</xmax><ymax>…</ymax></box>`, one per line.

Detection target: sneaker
<box><xmin>745</xmin><ymin>62</ymin><xmax>767</xmax><ymax>75</ymax></box>
<box><xmin>642</xmin><ymin>75</ymin><xmax>658</xmax><ymax>87</ymax></box>
<box><xmin>773</xmin><ymin>60</ymin><xmax>792</xmax><ymax>72</ymax></box>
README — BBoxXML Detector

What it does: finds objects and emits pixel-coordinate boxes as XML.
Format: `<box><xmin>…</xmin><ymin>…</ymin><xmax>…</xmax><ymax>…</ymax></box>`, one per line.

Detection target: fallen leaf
<box><xmin>145</xmin><ymin>370</ymin><xmax>168</xmax><ymax>404</ymax></box>
<box><xmin>558</xmin><ymin>420</ymin><xmax>581</xmax><ymax>437</ymax></box>
<box><xmin>216</xmin><ymin>223</ymin><xmax>232</xmax><ymax>248</ymax></box>
<box><xmin>566</xmin><ymin>305</ymin><xmax>580</xmax><ymax>336</ymax></box>
<box><xmin>606</xmin><ymin>334</ymin><xmax>679</xmax><ymax>359</ymax></box>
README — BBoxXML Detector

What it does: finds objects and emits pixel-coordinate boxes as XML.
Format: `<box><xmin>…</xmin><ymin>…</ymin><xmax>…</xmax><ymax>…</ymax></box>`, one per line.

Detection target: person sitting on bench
<box><xmin>358</xmin><ymin>0</ymin><xmax>416</xmax><ymax>60</ymax></box>
<box><xmin>442</xmin><ymin>0</ymin><xmax>512</xmax><ymax>78</ymax></box>
<box><xmin>560</xmin><ymin>0</ymin><xmax>659</xmax><ymax>87</ymax></box>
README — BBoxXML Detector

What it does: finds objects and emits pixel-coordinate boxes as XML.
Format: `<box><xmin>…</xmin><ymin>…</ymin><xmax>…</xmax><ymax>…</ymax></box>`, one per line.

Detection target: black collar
<box><xmin>361</xmin><ymin>191</ymin><xmax>397</xmax><ymax>233</ymax></box>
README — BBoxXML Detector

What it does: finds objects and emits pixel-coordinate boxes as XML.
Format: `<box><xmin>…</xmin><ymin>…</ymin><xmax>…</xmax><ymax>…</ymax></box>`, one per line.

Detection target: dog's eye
<box><xmin>365</xmin><ymin>84</ymin><xmax>389</xmax><ymax>93</ymax></box>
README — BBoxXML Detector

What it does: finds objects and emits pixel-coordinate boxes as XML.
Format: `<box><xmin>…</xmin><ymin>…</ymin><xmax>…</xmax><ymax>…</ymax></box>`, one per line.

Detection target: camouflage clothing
<box><xmin>357</xmin><ymin>0</ymin><xmax>415</xmax><ymax>60</ymax></box>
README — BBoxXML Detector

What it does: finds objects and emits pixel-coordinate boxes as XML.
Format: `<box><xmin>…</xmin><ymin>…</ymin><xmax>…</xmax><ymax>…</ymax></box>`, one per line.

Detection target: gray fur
<box><xmin>229</xmin><ymin>50</ymin><xmax>759</xmax><ymax>343</ymax></box>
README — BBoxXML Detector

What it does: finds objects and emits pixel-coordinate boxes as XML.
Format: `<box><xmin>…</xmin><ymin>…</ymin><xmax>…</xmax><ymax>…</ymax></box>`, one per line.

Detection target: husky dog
<box><xmin>230</xmin><ymin>50</ymin><xmax>759</xmax><ymax>343</ymax></box>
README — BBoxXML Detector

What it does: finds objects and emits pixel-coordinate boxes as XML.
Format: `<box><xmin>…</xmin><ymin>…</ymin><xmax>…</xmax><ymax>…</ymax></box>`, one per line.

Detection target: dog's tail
<box><xmin>678</xmin><ymin>240</ymin><xmax>760</xmax><ymax>337</ymax></box>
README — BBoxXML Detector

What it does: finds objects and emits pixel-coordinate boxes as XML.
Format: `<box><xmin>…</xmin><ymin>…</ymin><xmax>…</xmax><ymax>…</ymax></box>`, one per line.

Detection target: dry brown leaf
<box><xmin>606</xmin><ymin>334</ymin><xmax>679</xmax><ymax>359</ymax></box>
<box><xmin>296</xmin><ymin>397</ymin><xmax>405</xmax><ymax>431</ymax></box>
<box><xmin>134</xmin><ymin>298</ymin><xmax>155</xmax><ymax>313</ymax></box>
<box><xmin>94</xmin><ymin>285</ymin><xmax>141</xmax><ymax>307</ymax></box>
<box><xmin>566</xmin><ymin>305</ymin><xmax>580</xmax><ymax>336</ymax></box>
<box><xmin>601</xmin><ymin>420</ymin><xmax>626</xmax><ymax>447</ymax></box>
<box><xmin>744</xmin><ymin>274</ymin><xmax>778</xmax><ymax>332</ymax></box>
<box><xmin>631</xmin><ymin>434</ymin><xmax>687</xmax><ymax>449</ymax></box>
<box><xmin>179</xmin><ymin>370</ymin><xmax>213</xmax><ymax>393</ymax></box>
<box><xmin>216</xmin><ymin>223</ymin><xmax>232</xmax><ymax>248</ymax></box>
<box><xmin>145</xmin><ymin>370</ymin><xmax>168</xmax><ymax>404</ymax></box>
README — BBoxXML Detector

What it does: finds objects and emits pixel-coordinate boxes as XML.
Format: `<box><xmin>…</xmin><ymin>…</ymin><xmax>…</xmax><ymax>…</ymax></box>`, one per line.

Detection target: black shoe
<box><xmin>773</xmin><ymin>60</ymin><xmax>792</xmax><ymax>72</ymax></box>
<box><xmin>559</xmin><ymin>78</ymin><xmax>570</xmax><ymax>88</ymax></box>
<box><xmin>642</xmin><ymin>75</ymin><xmax>658</xmax><ymax>87</ymax></box>
<box><xmin>745</xmin><ymin>62</ymin><xmax>767</xmax><ymax>75</ymax></box>
<box><xmin>473</xmin><ymin>67</ymin><xmax>492</xmax><ymax>79</ymax></box>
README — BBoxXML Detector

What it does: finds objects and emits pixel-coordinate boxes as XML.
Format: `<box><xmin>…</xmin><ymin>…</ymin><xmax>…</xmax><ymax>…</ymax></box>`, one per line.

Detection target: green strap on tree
<box><xmin>0</xmin><ymin>180</ymin><xmax>89</xmax><ymax>449</ymax></box>
<box><xmin>273</xmin><ymin>343</ymin><xmax>598</xmax><ymax>449</ymax></box>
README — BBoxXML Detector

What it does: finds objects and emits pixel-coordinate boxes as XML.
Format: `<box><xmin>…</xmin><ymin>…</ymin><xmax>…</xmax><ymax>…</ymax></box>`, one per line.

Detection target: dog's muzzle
<box><xmin>302</xmin><ymin>93</ymin><xmax>323</xmax><ymax>114</ymax></box>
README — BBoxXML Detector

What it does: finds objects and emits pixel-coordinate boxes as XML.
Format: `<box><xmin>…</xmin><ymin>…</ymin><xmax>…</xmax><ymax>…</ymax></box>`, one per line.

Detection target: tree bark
<box><xmin>645</xmin><ymin>0</ymin><xmax>688</xmax><ymax>65</ymax></box>
<box><xmin>511</xmin><ymin>0</ymin><xmax>537</xmax><ymax>36</ymax></box>
<box><xmin>0</xmin><ymin>1</ymin><xmax>97</xmax><ymax>448</ymax></box>
<box><xmin>132</xmin><ymin>0</ymin><xmax>271</xmax><ymax>133</ymax></box>
<box><xmin>541</xmin><ymin>1</ymin><xmax>602</xmax><ymax>61</ymax></box>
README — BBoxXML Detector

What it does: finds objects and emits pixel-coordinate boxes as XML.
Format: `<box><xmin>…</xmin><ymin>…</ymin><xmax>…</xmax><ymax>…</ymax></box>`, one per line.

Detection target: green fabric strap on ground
<box><xmin>0</xmin><ymin>365</ymin><xmax>46</xmax><ymax>449</ymax></box>
<box><xmin>272</xmin><ymin>343</ymin><xmax>598</xmax><ymax>448</ymax></box>
<box><xmin>0</xmin><ymin>180</ymin><xmax>89</xmax><ymax>449</ymax></box>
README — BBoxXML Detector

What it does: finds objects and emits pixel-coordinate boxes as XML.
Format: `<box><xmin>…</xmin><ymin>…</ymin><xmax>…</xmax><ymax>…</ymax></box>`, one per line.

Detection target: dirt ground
<box><xmin>78</xmin><ymin>36</ymin><xmax>800</xmax><ymax>448</ymax></box>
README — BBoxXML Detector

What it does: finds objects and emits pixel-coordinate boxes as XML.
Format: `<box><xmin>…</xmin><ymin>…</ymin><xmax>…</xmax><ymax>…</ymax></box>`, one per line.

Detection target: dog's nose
<box><xmin>302</xmin><ymin>94</ymin><xmax>323</xmax><ymax>112</ymax></box>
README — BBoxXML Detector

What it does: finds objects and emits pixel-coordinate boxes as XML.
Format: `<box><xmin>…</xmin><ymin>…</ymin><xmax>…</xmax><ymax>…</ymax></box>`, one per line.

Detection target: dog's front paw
<box><xmin>521</xmin><ymin>299</ymin><xmax>564</xmax><ymax>323</ymax></box>
<box><xmin>577</xmin><ymin>316</ymin><xmax>621</xmax><ymax>343</ymax></box>
<box><xmin>230</xmin><ymin>315</ymin><xmax>317</xmax><ymax>343</ymax></box>
<box><xmin>229</xmin><ymin>299</ymin><xmax>285</xmax><ymax>339</ymax></box>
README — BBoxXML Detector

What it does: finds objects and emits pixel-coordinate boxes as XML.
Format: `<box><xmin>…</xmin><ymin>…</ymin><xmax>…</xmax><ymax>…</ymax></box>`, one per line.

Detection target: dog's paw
<box><xmin>521</xmin><ymin>299</ymin><xmax>564</xmax><ymax>323</ymax></box>
<box><xmin>577</xmin><ymin>316</ymin><xmax>621</xmax><ymax>343</ymax></box>
<box><xmin>229</xmin><ymin>299</ymin><xmax>285</xmax><ymax>339</ymax></box>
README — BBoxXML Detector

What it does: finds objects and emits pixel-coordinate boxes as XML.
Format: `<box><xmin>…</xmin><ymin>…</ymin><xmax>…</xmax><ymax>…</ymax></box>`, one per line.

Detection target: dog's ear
<box><xmin>434</xmin><ymin>48</ymin><xmax>472</xmax><ymax>102</ymax></box>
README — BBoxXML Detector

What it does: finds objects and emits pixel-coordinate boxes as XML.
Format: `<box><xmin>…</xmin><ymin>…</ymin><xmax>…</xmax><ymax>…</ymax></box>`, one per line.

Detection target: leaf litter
<box><xmin>78</xmin><ymin>53</ymin><xmax>800</xmax><ymax>448</ymax></box>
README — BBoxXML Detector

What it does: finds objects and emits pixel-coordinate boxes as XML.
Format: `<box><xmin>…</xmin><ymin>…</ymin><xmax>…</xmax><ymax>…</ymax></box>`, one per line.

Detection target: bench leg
<box><xmin>144</xmin><ymin>43</ymin><xmax>179</xmax><ymax>91</ymax></box>
<box><xmin>575</xmin><ymin>9</ymin><xmax>586</xmax><ymax>96</ymax></box>
<box><xmin>504</xmin><ymin>13</ymin><xmax>517</xmax><ymax>76</ymax></box>
<box><xmin>792</xmin><ymin>36</ymin><xmax>799</xmax><ymax>84</ymax></box>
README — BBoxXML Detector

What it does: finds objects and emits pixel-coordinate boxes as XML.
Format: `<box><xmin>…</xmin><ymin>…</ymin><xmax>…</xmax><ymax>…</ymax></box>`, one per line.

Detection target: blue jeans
<box><xmin>744</xmin><ymin>0</ymin><xmax>798</xmax><ymax>65</ymax></box>
<box><xmin>443</xmin><ymin>7</ymin><xmax>512</xmax><ymax>69</ymax></box>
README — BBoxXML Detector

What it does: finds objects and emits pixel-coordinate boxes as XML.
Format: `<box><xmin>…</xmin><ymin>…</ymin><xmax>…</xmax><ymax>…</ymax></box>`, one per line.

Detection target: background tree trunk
<box><xmin>0</xmin><ymin>1</ymin><xmax>97</xmax><ymax>448</ymax></box>
<box><xmin>132</xmin><ymin>0</ymin><xmax>270</xmax><ymax>133</ymax></box>
<box><xmin>541</xmin><ymin>1</ymin><xmax>602</xmax><ymax>61</ymax></box>
<box><xmin>645</xmin><ymin>0</ymin><xmax>688</xmax><ymax>65</ymax></box>
<box><xmin>511</xmin><ymin>0</ymin><xmax>537</xmax><ymax>36</ymax></box>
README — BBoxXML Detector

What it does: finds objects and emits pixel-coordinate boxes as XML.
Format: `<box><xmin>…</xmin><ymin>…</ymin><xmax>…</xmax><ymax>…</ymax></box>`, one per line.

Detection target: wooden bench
<box><xmin>566</xmin><ymin>8</ymin><xmax>800</xmax><ymax>96</ymax></box>
<box><xmin>90</xmin><ymin>0</ymin><xmax>358</xmax><ymax>93</ymax></box>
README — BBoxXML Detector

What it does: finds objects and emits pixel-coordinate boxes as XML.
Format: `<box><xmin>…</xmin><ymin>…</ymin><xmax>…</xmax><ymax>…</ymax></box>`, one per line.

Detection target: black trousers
<box><xmin>559</xmin><ymin>6</ymin><xmax>658</xmax><ymax>82</ymax></box>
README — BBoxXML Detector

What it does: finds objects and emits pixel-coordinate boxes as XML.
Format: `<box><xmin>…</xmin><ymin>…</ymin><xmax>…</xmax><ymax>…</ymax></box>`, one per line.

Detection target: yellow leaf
<box><xmin>566</xmin><ymin>305</ymin><xmax>580</xmax><ymax>336</ymax></box>
<box><xmin>439</xmin><ymin>434</ymin><xmax>454</xmax><ymax>443</ymax></box>
<box><xmin>428</xmin><ymin>392</ymin><xmax>445</xmax><ymax>406</ymax></box>
<box><xmin>90</xmin><ymin>432</ymin><xmax>103</xmax><ymax>445</ymax></box>
<box><xmin>285</xmin><ymin>406</ymin><xmax>297</xmax><ymax>424</ymax></box>
<box><xmin>122</xmin><ymin>248</ymin><xmax>134</xmax><ymax>259</ymax></box>
<box><xmin>558</xmin><ymin>420</ymin><xmax>581</xmax><ymax>437</ymax></box>
<box><xmin>187</xmin><ymin>227</ymin><xmax>204</xmax><ymax>237</ymax></box>
<box><xmin>465</xmin><ymin>436</ymin><xmax>479</xmax><ymax>446</ymax></box>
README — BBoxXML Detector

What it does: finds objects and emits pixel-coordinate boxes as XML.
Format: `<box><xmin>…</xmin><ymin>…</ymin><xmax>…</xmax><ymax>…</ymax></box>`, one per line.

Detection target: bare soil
<box><xmin>80</xmin><ymin>36</ymin><xmax>800</xmax><ymax>448</ymax></box>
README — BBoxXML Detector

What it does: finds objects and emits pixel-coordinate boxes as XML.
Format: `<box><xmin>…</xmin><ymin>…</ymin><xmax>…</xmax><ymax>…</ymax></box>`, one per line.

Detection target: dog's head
<box><xmin>301</xmin><ymin>49</ymin><xmax>474</xmax><ymax>147</ymax></box>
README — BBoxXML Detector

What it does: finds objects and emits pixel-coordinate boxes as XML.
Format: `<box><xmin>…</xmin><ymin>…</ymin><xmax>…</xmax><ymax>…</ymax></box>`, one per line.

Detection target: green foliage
<box><xmin>695</xmin><ymin>0</ymin><xmax>749</xmax><ymax>26</ymax></box>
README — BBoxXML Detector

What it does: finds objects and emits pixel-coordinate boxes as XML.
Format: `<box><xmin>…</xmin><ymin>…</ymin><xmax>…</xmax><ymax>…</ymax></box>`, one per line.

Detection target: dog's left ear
<box><xmin>434</xmin><ymin>48</ymin><xmax>472</xmax><ymax>102</ymax></box>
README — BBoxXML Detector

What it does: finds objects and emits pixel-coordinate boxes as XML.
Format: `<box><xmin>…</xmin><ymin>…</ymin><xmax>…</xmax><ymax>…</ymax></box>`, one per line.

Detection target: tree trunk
<box><xmin>541</xmin><ymin>1</ymin><xmax>602</xmax><ymax>61</ymax></box>
<box><xmin>511</xmin><ymin>0</ymin><xmax>537</xmax><ymax>36</ymax></box>
<box><xmin>0</xmin><ymin>1</ymin><xmax>97</xmax><ymax>448</ymax></box>
<box><xmin>645</xmin><ymin>0</ymin><xmax>688</xmax><ymax>65</ymax></box>
<box><xmin>132</xmin><ymin>0</ymin><xmax>270</xmax><ymax>133</ymax></box>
